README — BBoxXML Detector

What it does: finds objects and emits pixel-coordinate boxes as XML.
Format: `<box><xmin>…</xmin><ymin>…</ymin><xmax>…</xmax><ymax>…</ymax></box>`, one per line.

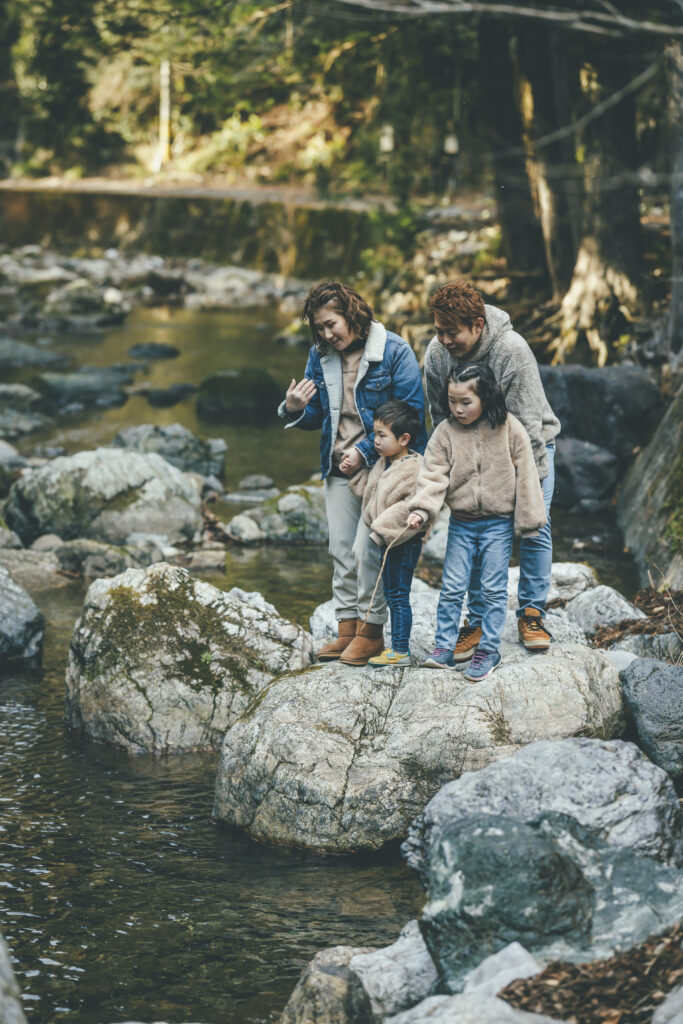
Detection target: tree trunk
<box><xmin>554</xmin><ymin>46</ymin><xmax>643</xmax><ymax>364</ymax></box>
<box><xmin>515</xmin><ymin>27</ymin><xmax>581</xmax><ymax>301</ymax></box>
<box><xmin>668</xmin><ymin>43</ymin><xmax>683</xmax><ymax>357</ymax></box>
<box><xmin>479</xmin><ymin>20</ymin><xmax>547</xmax><ymax>280</ymax></box>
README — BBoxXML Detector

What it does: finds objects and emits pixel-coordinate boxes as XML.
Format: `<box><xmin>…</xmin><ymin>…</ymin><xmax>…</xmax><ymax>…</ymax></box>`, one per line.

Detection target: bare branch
<box><xmin>330</xmin><ymin>0</ymin><xmax>683</xmax><ymax>39</ymax></box>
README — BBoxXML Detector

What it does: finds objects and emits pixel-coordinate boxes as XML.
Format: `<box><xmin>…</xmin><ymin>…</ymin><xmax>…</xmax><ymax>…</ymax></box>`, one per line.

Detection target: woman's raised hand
<box><xmin>407</xmin><ymin>512</ymin><xmax>424</xmax><ymax>529</ymax></box>
<box><xmin>285</xmin><ymin>377</ymin><xmax>317</xmax><ymax>415</ymax></box>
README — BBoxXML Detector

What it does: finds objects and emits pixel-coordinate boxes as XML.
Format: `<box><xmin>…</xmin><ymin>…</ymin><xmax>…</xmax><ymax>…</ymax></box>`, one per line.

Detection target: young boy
<box><xmin>350</xmin><ymin>400</ymin><xmax>424</xmax><ymax>666</ymax></box>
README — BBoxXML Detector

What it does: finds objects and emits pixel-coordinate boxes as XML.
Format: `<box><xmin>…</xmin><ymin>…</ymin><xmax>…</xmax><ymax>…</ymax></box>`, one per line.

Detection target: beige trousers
<box><xmin>324</xmin><ymin>475</ymin><xmax>387</xmax><ymax>625</ymax></box>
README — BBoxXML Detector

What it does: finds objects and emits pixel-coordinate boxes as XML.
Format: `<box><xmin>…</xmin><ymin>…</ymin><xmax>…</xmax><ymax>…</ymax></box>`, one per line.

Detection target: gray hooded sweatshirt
<box><xmin>424</xmin><ymin>304</ymin><xmax>560</xmax><ymax>480</ymax></box>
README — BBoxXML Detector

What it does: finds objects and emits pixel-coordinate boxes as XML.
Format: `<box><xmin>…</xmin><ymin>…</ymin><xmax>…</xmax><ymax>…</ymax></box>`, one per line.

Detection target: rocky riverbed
<box><xmin>1</xmin><ymin>241</ymin><xmax>681</xmax><ymax>1023</ymax></box>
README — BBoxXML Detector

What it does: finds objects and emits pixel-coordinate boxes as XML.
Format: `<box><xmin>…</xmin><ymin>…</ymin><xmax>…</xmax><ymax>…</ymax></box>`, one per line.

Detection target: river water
<box><xmin>1</xmin><ymin>303</ymin><xmax>639</xmax><ymax>1022</ymax></box>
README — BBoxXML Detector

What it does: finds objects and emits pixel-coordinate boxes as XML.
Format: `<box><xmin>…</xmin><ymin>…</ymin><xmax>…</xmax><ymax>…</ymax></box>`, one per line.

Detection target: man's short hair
<box><xmin>374</xmin><ymin>400</ymin><xmax>421</xmax><ymax>446</ymax></box>
<box><xmin>430</xmin><ymin>281</ymin><xmax>485</xmax><ymax>330</ymax></box>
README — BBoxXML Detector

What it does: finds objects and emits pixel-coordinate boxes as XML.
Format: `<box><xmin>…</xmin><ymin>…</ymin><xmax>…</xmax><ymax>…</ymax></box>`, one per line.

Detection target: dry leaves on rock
<box><xmin>500</xmin><ymin>923</ymin><xmax>683</xmax><ymax>1024</ymax></box>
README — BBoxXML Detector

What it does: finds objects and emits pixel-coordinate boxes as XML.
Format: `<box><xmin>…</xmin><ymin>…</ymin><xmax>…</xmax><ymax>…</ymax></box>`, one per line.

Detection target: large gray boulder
<box><xmin>617</xmin><ymin>379</ymin><xmax>683</xmax><ymax>590</ymax></box>
<box><xmin>386</xmin><ymin>994</ymin><xmax>565</xmax><ymax>1023</ymax></box>
<box><xmin>653</xmin><ymin>985</ymin><xmax>683</xmax><ymax>1024</ymax></box>
<box><xmin>403</xmin><ymin>737</ymin><xmax>683</xmax><ymax>880</ymax></box>
<box><xmin>111</xmin><ymin>423</ymin><xmax>227</xmax><ymax>479</ymax></box>
<box><xmin>553</xmin><ymin>437</ymin><xmax>620</xmax><ymax>514</ymax></box>
<box><xmin>228</xmin><ymin>483</ymin><xmax>327</xmax><ymax>545</ymax></box>
<box><xmin>213</xmin><ymin>646</ymin><xmax>624</xmax><ymax>852</ymax></box>
<box><xmin>4</xmin><ymin>448</ymin><xmax>202</xmax><ymax>546</ymax></box>
<box><xmin>0</xmin><ymin>566</ymin><xmax>44</xmax><ymax>660</ymax></box>
<box><xmin>0</xmin><ymin>932</ymin><xmax>27</xmax><ymax>1024</ymax></box>
<box><xmin>609</xmin><ymin>630</ymin><xmax>683</xmax><ymax>665</ymax></box>
<box><xmin>348</xmin><ymin>922</ymin><xmax>440</xmax><ymax>1021</ymax></box>
<box><xmin>417</xmin><ymin>812</ymin><xmax>683</xmax><ymax>994</ymax></box>
<box><xmin>563</xmin><ymin>584</ymin><xmax>645</xmax><ymax>637</ymax></box>
<box><xmin>65</xmin><ymin>563</ymin><xmax>314</xmax><ymax>754</ymax></box>
<box><xmin>538</xmin><ymin>364</ymin><xmax>663</xmax><ymax>459</ymax></box>
<box><xmin>621</xmin><ymin>658</ymin><xmax>683</xmax><ymax>785</ymax></box>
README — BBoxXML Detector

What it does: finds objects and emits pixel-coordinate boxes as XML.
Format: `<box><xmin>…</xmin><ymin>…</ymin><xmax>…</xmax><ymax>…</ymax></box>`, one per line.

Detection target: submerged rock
<box><xmin>212</xmin><ymin>645</ymin><xmax>624</xmax><ymax>852</ymax></box>
<box><xmin>402</xmin><ymin>737</ymin><xmax>683</xmax><ymax>881</ymax></box>
<box><xmin>418</xmin><ymin>812</ymin><xmax>683</xmax><ymax>994</ymax></box>
<box><xmin>111</xmin><ymin>423</ymin><xmax>227</xmax><ymax>479</ymax></box>
<box><xmin>621</xmin><ymin>658</ymin><xmax>683</xmax><ymax>785</ymax></box>
<box><xmin>4</xmin><ymin>448</ymin><xmax>202</xmax><ymax>546</ymax></box>
<box><xmin>0</xmin><ymin>565</ymin><xmax>44</xmax><ymax>660</ymax></box>
<box><xmin>0</xmin><ymin>336</ymin><xmax>68</xmax><ymax>371</ymax></box>
<box><xmin>127</xmin><ymin>342</ymin><xmax>180</xmax><ymax>360</ymax></box>
<box><xmin>65</xmin><ymin>562</ymin><xmax>314</xmax><ymax>754</ymax></box>
<box><xmin>31</xmin><ymin>364</ymin><xmax>138</xmax><ymax>412</ymax></box>
<box><xmin>196</xmin><ymin>368</ymin><xmax>281</xmax><ymax>423</ymax></box>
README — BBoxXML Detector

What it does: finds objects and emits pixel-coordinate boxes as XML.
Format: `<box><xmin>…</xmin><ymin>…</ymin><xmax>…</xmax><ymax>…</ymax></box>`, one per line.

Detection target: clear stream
<box><xmin>1</xmin><ymin>304</ymin><xmax>639</xmax><ymax>1022</ymax></box>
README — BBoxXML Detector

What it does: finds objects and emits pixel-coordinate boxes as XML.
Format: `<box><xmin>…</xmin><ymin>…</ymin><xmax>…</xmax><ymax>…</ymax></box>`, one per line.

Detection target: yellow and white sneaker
<box><xmin>368</xmin><ymin>647</ymin><xmax>411</xmax><ymax>667</ymax></box>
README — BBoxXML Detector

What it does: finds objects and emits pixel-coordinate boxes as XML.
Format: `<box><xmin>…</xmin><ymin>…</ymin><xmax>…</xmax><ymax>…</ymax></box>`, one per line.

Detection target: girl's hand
<box><xmin>407</xmin><ymin>512</ymin><xmax>424</xmax><ymax>528</ymax></box>
<box><xmin>339</xmin><ymin>448</ymin><xmax>363</xmax><ymax>475</ymax></box>
<box><xmin>285</xmin><ymin>377</ymin><xmax>317</xmax><ymax>414</ymax></box>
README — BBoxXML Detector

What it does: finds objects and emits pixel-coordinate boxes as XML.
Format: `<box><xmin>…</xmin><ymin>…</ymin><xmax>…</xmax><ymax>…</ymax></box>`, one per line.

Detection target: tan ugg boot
<box><xmin>340</xmin><ymin>620</ymin><xmax>384</xmax><ymax>666</ymax></box>
<box><xmin>316</xmin><ymin>618</ymin><xmax>358</xmax><ymax>662</ymax></box>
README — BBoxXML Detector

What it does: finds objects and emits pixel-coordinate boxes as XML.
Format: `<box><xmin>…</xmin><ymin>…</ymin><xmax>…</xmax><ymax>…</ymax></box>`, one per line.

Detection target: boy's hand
<box><xmin>407</xmin><ymin>512</ymin><xmax>424</xmax><ymax>528</ymax></box>
<box><xmin>285</xmin><ymin>377</ymin><xmax>317</xmax><ymax>414</ymax></box>
<box><xmin>339</xmin><ymin>448</ymin><xmax>363</xmax><ymax>475</ymax></box>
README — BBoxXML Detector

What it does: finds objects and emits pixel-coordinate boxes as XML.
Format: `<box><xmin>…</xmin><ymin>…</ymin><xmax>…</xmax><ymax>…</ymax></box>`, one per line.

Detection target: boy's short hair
<box><xmin>374</xmin><ymin>400</ymin><xmax>421</xmax><ymax>446</ymax></box>
<box><xmin>430</xmin><ymin>281</ymin><xmax>485</xmax><ymax>330</ymax></box>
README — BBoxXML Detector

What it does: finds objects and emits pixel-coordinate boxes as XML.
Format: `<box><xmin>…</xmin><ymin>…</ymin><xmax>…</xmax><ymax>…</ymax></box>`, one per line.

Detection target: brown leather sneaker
<box><xmin>518</xmin><ymin>607</ymin><xmax>552</xmax><ymax>650</ymax></box>
<box><xmin>316</xmin><ymin>618</ymin><xmax>358</xmax><ymax>662</ymax></box>
<box><xmin>340</xmin><ymin>620</ymin><xmax>384</xmax><ymax>666</ymax></box>
<box><xmin>453</xmin><ymin>618</ymin><xmax>483</xmax><ymax>662</ymax></box>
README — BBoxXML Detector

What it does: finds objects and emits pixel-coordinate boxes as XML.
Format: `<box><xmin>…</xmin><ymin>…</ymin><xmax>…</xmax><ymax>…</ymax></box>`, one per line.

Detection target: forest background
<box><xmin>1</xmin><ymin>0</ymin><xmax>683</xmax><ymax>366</ymax></box>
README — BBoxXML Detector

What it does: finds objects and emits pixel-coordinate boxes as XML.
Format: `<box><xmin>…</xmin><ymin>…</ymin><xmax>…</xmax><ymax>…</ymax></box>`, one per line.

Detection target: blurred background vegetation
<box><xmin>0</xmin><ymin>0</ymin><xmax>681</xmax><ymax>362</ymax></box>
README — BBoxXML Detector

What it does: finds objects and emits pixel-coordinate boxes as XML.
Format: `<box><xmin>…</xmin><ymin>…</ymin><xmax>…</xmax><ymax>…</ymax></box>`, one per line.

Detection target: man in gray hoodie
<box><xmin>423</xmin><ymin>281</ymin><xmax>560</xmax><ymax>653</ymax></box>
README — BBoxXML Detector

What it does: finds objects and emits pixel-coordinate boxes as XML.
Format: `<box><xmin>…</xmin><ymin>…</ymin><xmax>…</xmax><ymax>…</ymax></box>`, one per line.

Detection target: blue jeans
<box><xmin>468</xmin><ymin>444</ymin><xmax>555</xmax><ymax>624</ymax></box>
<box><xmin>382</xmin><ymin>535</ymin><xmax>423</xmax><ymax>653</ymax></box>
<box><xmin>436</xmin><ymin>515</ymin><xmax>514</xmax><ymax>655</ymax></box>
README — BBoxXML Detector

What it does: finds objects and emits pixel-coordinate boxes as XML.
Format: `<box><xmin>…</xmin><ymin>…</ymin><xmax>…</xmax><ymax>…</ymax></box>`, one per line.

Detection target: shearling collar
<box><xmin>364</xmin><ymin>320</ymin><xmax>387</xmax><ymax>362</ymax></box>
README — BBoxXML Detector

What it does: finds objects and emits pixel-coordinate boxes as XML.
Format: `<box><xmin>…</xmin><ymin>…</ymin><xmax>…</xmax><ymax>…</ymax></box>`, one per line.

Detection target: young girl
<box><xmin>407</xmin><ymin>363</ymin><xmax>547</xmax><ymax>681</ymax></box>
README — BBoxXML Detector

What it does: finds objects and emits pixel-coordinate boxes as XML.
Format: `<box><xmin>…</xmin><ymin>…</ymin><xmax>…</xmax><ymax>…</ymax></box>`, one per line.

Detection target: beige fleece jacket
<box><xmin>350</xmin><ymin>451</ymin><xmax>424</xmax><ymax>547</ymax></box>
<box><xmin>408</xmin><ymin>414</ymin><xmax>547</xmax><ymax>537</ymax></box>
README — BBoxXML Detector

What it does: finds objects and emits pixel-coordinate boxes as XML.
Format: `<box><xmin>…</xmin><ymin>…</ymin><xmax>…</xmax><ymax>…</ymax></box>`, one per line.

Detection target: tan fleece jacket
<box><xmin>408</xmin><ymin>414</ymin><xmax>547</xmax><ymax>537</ymax></box>
<box><xmin>350</xmin><ymin>451</ymin><xmax>424</xmax><ymax>547</ymax></box>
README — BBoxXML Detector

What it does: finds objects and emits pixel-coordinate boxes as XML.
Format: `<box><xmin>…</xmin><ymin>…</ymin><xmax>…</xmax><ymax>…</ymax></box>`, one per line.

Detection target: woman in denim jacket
<box><xmin>278</xmin><ymin>281</ymin><xmax>427</xmax><ymax>665</ymax></box>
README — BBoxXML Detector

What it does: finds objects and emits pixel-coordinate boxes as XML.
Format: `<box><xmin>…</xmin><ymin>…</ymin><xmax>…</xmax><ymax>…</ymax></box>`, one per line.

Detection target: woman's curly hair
<box><xmin>301</xmin><ymin>281</ymin><xmax>374</xmax><ymax>352</ymax></box>
<box><xmin>446</xmin><ymin>362</ymin><xmax>508</xmax><ymax>428</ymax></box>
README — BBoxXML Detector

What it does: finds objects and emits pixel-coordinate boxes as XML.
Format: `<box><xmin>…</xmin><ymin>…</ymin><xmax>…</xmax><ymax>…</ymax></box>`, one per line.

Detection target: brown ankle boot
<box><xmin>316</xmin><ymin>618</ymin><xmax>358</xmax><ymax>662</ymax></box>
<box><xmin>340</xmin><ymin>620</ymin><xmax>385</xmax><ymax>666</ymax></box>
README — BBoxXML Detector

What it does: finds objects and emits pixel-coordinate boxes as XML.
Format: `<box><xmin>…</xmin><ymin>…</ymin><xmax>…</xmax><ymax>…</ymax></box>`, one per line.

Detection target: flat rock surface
<box><xmin>65</xmin><ymin>562</ymin><xmax>314</xmax><ymax>754</ymax></box>
<box><xmin>213</xmin><ymin>644</ymin><xmax>624</xmax><ymax>852</ymax></box>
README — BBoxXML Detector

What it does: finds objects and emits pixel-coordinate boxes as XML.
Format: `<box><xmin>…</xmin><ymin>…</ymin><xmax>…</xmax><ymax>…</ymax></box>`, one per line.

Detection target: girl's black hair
<box><xmin>446</xmin><ymin>363</ymin><xmax>508</xmax><ymax>428</ymax></box>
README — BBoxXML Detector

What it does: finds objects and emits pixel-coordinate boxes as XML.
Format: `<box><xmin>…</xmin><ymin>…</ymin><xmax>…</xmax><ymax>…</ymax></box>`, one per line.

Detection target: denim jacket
<box><xmin>278</xmin><ymin>320</ymin><xmax>428</xmax><ymax>478</ymax></box>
